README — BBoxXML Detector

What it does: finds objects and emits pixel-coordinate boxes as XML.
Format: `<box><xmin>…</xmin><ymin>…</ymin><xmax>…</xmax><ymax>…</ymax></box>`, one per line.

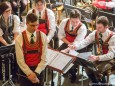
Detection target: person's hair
<box><xmin>35</xmin><ymin>0</ymin><xmax>46</xmax><ymax>5</ymax></box>
<box><xmin>0</xmin><ymin>1</ymin><xmax>12</xmax><ymax>15</ymax></box>
<box><xmin>26</xmin><ymin>13</ymin><xmax>38</xmax><ymax>23</ymax></box>
<box><xmin>70</xmin><ymin>9</ymin><xmax>81</xmax><ymax>19</ymax></box>
<box><xmin>96</xmin><ymin>16</ymin><xmax>109</xmax><ymax>27</ymax></box>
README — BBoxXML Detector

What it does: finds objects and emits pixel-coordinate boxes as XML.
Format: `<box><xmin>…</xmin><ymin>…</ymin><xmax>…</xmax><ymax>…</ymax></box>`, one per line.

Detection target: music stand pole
<box><xmin>2</xmin><ymin>53</ymin><xmax>15</xmax><ymax>86</ymax></box>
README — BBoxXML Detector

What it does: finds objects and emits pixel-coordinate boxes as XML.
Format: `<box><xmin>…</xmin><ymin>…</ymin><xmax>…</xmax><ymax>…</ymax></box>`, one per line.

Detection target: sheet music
<box><xmin>46</xmin><ymin>49</ymin><xmax>59</xmax><ymax>64</ymax></box>
<box><xmin>69</xmin><ymin>50</ymin><xmax>79</xmax><ymax>56</ymax></box>
<box><xmin>78</xmin><ymin>52</ymin><xmax>92</xmax><ymax>60</ymax></box>
<box><xmin>49</xmin><ymin>53</ymin><xmax>73</xmax><ymax>70</ymax></box>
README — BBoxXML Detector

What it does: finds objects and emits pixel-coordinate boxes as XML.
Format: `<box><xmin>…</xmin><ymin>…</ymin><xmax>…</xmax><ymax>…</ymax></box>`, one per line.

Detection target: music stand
<box><xmin>75</xmin><ymin>56</ymin><xmax>98</xmax><ymax>86</ymax></box>
<box><xmin>0</xmin><ymin>44</ymin><xmax>15</xmax><ymax>86</ymax></box>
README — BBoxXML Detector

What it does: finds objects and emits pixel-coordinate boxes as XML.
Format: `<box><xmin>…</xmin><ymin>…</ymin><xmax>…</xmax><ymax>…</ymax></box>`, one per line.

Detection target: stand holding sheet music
<box><xmin>46</xmin><ymin>48</ymin><xmax>76</xmax><ymax>74</ymax></box>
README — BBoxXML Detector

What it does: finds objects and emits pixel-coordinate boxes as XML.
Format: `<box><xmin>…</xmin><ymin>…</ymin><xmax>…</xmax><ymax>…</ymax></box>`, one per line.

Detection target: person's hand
<box><xmin>98</xmin><ymin>1</ymin><xmax>106</xmax><ymax>6</ymax></box>
<box><xmin>88</xmin><ymin>55</ymin><xmax>99</xmax><ymax>62</ymax></box>
<box><xmin>27</xmin><ymin>72</ymin><xmax>40</xmax><ymax>83</ymax></box>
<box><xmin>68</xmin><ymin>44</ymin><xmax>77</xmax><ymax>50</ymax></box>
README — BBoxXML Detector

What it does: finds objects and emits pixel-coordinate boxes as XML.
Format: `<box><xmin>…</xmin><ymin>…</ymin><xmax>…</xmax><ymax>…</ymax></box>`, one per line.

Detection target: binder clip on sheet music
<box><xmin>46</xmin><ymin>48</ymin><xmax>76</xmax><ymax>74</ymax></box>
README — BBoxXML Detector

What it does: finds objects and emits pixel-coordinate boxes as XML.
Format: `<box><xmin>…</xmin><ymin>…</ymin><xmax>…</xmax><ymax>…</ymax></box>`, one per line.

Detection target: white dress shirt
<box><xmin>58</xmin><ymin>18</ymin><xmax>87</xmax><ymax>43</ymax></box>
<box><xmin>75</xmin><ymin>29</ymin><xmax>115</xmax><ymax>61</ymax></box>
<box><xmin>27</xmin><ymin>8</ymin><xmax>56</xmax><ymax>43</ymax></box>
<box><xmin>0</xmin><ymin>15</ymin><xmax>20</xmax><ymax>36</ymax></box>
<box><xmin>15</xmin><ymin>30</ymin><xmax>47</xmax><ymax>75</ymax></box>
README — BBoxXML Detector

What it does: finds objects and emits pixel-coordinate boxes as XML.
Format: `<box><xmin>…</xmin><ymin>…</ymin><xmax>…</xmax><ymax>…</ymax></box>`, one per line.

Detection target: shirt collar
<box><xmin>26</xmin><ymin>30</ymin><xmax>36</xmax><ymax>38</ymax></box>
<box><xmin>101</xmin><ymin>29</ymin><xmax>111</xmax><ymax>36</ymax></box>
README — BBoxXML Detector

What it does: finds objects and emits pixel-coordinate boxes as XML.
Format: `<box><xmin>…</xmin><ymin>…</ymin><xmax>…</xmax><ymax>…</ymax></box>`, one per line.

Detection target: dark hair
<box><xmin>26</xmin><ymin>13</ymin><xmax>38</xmax><ymax>23</ymax></box>
<box><xmin>70</xmin><ymin>9</ymin><xmax>81</xmax><ymax>19</ymax></box>
<box><xmin>35</xmin><ymin>0</ymin><xmax>46</xmax><ymax>4</ymax></box>
<box><xmin>0</xmin><ymin>1</ymin><xmax>12</xmax><ymax>15</ymax></box>
<box><xmin>96</xmin><ymin>16</ymin><xmax>109</xmax><ymax>27</ymax></box>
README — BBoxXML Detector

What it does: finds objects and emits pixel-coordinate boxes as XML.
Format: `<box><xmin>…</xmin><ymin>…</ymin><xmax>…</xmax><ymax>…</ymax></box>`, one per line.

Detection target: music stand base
<box><xmin>2</xmin><ymin>75</ymin><xmax>15</xmax><ymax>86</ymax></box>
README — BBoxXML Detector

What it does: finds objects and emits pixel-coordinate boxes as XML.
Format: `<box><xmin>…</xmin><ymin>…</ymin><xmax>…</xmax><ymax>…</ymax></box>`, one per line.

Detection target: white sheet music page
<box><xmin>49</xmin><ymin>53</ymin><xmax>72</xmax><ymax>70</ymax></box>
<box><xmin>69</xmin><ymin>50</ymin><xmax>79</xmax><ymax>56</ymax></box>
<box><xmin>78</xmin><ymin>52</ymin><xmax>92</xmax><ymax>60</ymax></box>
<box><xmin>46</xmin><ymin>49</ymin><xmax>59</xmax><ymax>65</ymax></box>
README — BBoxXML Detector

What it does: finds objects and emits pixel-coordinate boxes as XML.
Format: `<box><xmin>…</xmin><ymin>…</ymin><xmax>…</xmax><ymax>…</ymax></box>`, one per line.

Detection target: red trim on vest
<box><xmin>22</xmin><ymin>31</ymin><xmax>43</xmax><ymax>66</ymax></box>
<box><xmin>93</xmin><ymin>0</ymin><xmax>111</xmax><ymax>10</ymax></box>
<box><xmin>95</xmin><ymin>31</ymin><xmax>114</xmax><ymax>54</ymax></box>
<box><xmin>37</xmin><ymin>9</ymin><xmax>49</xmax><ymax>35</ymax></box>
<box><xmin>64</xmin><ymin>19</ymin><xmax>82</xmax><ymax>42</ymax></box>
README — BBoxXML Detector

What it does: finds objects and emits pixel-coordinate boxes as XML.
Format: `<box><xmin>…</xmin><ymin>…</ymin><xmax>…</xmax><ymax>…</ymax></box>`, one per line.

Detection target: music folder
<box><xmin>46</xmin><ymin>48</ymin><xmax>76</xmax><ymax>74</ymax></box>
<box><xmin>69</xmin><ymin>50</ymin><xmax>97</xmax><ymax>72</ymax></box>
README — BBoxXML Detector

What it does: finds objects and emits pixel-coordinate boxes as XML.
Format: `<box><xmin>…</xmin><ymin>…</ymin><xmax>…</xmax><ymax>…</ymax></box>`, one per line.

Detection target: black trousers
<box><xmin>18</xmin><ymin>66</ymin><xmax>44</xmax><ymax>86</ymax></box>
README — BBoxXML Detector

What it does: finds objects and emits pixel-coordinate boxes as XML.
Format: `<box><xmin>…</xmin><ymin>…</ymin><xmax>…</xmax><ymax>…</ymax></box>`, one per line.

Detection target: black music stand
<box><xmin>0</xmin><ymin>44</ymin><xmax>15</xmax><ymax>86</ymax></box>
<box><xmin>76</xmin><ymin>56</ymin><xmax>98</xmax><ymax>86</ymax></box>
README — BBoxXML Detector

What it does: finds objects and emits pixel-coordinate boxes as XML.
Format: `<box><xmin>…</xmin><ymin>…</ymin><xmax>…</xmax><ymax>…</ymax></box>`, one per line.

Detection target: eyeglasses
<box><xmin>28</xmin><ymin>24</ymin><xmax>39</xmax><ymax>27</ymax></box>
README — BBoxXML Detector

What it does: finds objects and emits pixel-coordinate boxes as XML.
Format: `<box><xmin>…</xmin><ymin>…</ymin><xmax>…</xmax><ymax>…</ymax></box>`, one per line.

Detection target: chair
<box><xmin>101</xmin><ymin>59</ymin><xmax>115</xmax><ymax>86</ymax></box>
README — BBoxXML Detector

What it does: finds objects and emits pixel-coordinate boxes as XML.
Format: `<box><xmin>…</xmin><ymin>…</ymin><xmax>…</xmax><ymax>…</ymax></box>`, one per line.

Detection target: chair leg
<box><xmin>107</xmin><ymin>74</ymin><xmax>110</xmax><ymax>86</ymax></box>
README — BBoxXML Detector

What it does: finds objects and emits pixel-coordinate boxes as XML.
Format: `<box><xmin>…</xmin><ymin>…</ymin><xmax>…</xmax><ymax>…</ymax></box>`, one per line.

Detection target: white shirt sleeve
<box><xmin>58</xmin><ymin>18</ymin><xmax>69</xmax><ymax>40</ymax></box>
<box><xmin>75</xmin><ymin>30</ymin><xmax>96</xmax><ymax>50</ymax></box>
<box><xmin>106</xmin><ymin>1</ymin><xmax>115</xmax><ymax>8</ymax></box>
<box><xmin>73</xmin><ymin>24</ymin><xmax>87</xmax><ymax>43</ymax></box>
<box><xmin>47</xmin><ymin>9</ymin><xmax>56</xmax><ymax>43</ymax></box>
<box><xmin>12</xmin><ymin>15</ymin><xmax>20</xmax><ymax>33</ymax></box>
<box><xmin>15</xmin><ymin>34</ymin><xmax>33</xmax><ymax>76</ymax></box>
<box><xmin>35</xmin><ymin>32</ymin><xmax>47</xmax><ymax>74</ymax></box>
<box><xmin>99</xmin><ymin>35</ymin><xmax>115</xmax><ymax>61</ymax></box>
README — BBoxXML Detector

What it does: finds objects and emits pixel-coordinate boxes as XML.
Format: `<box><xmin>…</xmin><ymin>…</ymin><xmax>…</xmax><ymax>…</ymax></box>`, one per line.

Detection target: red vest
<box><xmin>64</xmin><ymin>19</ymin><xmax>82</xmax><ymax>42</ymax></box>
<box><xmin>95</xmin><ymin>31</ymin><xmax>113</xmax><ymax>54</ymax></box>
<box><xmin>93</xmin><ymin>0</ymin><xmax>111</xmax><ymax>10</ymax></box>
<box><xmin>22</xmin><ymin>31</ymin><xmax>43</xmax><ymax>66</ymax></box>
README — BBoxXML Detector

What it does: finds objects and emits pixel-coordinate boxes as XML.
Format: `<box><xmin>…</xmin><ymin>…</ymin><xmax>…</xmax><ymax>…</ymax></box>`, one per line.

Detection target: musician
<box><xmin>0</xmin><ymin>1</ymin><xmax>20</xmax><ymax>46</ymax></box>
<box><xmin>68</xmin><ymin>16</ymin><xmax>115</xmax><ymax>86</ymax></box>
<box><xmin>0</xmin><ymin>1</ymin><xmax>20</xmax><ymax>80</ymax></box>
<box><xmin>15</xmin><ymin>13</ymin><xmax>47</xmax><ymax>86</ymax></box>
<box><xmin>58</xmin><ymin>9</ymin><xmax>87</xmax><ymax>83</ymax></box>
<box><xmin>98</xmin><ymin>0</ymin><xmax>115</xmax><ymax>8</ymax></box>
<box><xmin>27</xmin><ymin>0</ymin><xmax>56</xmax><ymax>44</ymax></box>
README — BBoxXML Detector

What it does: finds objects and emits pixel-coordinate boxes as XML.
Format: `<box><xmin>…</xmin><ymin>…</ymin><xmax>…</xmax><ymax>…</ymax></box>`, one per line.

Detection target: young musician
<box><xmin>0</xmin><ymin>1</ymin><xmax>20</xmax><ymax>46</ymax></box>
<box><xmin>58</xmin><ymin>9</ymin><xmax>87</xmax><ymax>83</ymax></box>
<box><xmin>27</xmin><ymin>0</ymin><xmax>56</xmax><ymax>44</ymax></box>
<box><xmin>0</xmin><ymin>1</ymin><xmax>20</xmax><ymax>80</ymax></box>
<box><xmin>68</xmin><ymin>16</ymin><xmax>115</xmax><ymax>86</ymax></box>
<box><xmin>15</xmin><ymin>13</ymin><xmax>47</xmax><ymax>86</ymax></box>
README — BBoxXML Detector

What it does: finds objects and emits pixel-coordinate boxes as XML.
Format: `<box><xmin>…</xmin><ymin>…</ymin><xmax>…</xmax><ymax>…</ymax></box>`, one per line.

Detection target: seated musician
<box><xmin>97</xmin><ymin>0</ymin><xmax>115</xmax><ymax>8</ymax></box>
<box><xmin>92</xmin><ymin>0</ymin><xmax>115</xmax><ymax>13</ymax></box>
<box><xmin>0</xmin><ymin>1</ymin><xmax>20</xmax><ymax>46</ymax></box>
<box><xmin>58</xmin><ymin>9</ymin><xmax>87</xmax><ymax>83</ymax></box>
<box><xmin>0</xmin><ymin>1</ymin><xmax>20</xmax><ymax>80</ymax></box>
<box><xmin>27</xmin><ymin>0</ymin><xmax>56</xmax><ymax>44</ymax></box>
<box><xmin>67</xmin><ymin>16</ymin><xmax>115</xmax><ymax>86</ymax></box>
<box><xmin>15</xmin><ymin>13</ymin><xmax>47</xmax><ymax>86</ymax></box>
